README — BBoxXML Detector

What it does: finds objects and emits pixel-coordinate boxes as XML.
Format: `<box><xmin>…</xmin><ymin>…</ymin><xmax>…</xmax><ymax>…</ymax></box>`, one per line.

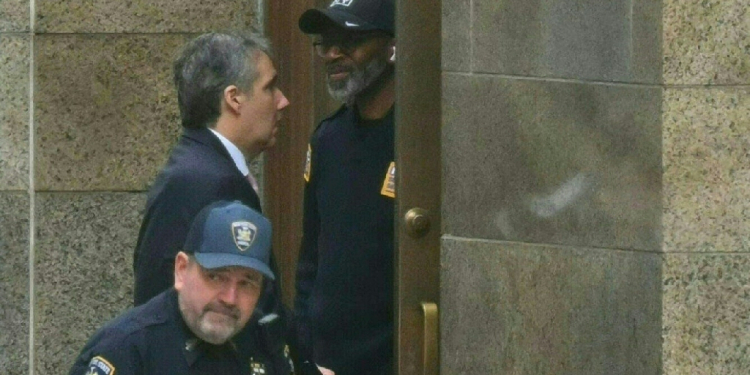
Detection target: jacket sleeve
<box><xmin>294</xmin><ymin>139</ymin><xmax>321</xmax><ymax>374</ymax></box>
<box><xmin>133</xmin><ymin>173</ymin><xmax>196</xmax><ymax>306</ymax></box>
<box><xmin>133</xmin><ymin>190</ymin><xmax>191</xmax><ymax>305</ymax></box>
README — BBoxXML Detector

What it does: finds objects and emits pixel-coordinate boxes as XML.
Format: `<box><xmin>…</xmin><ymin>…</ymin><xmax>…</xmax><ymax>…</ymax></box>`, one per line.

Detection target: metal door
<box><xmin>394</xmin><ymin>0</ymin><xmax>442</xmax><ymax>374</ymax></box>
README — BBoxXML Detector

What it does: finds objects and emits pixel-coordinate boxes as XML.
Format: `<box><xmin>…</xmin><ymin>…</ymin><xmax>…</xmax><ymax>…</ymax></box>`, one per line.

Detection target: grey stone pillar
<box><xmin>441</xmin><ymin>0</ymin><xmax>748</xmax><ymax>373</ymax></box>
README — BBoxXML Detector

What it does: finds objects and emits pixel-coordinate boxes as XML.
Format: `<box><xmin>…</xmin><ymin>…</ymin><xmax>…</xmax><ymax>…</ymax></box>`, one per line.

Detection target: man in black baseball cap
<box><xmin>294</xmin><ymin>1</ymin><xmax>397</xmax><ymax>375</ymax></box>
<box><xmin>70</xmin><ymin>201</ymin><xmax>287</xmax><ymax>375</ymax></box>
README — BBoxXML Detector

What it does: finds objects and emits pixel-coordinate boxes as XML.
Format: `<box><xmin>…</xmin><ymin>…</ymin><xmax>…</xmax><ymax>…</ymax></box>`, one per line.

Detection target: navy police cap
<box><xmin>183</xmin><ymin>200</ymin><xmax>275</xmax><ymax>280</ymax></box>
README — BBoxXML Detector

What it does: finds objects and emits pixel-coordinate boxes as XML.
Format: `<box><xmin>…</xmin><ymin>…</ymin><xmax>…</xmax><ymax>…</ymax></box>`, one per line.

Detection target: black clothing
<box><xmin>69</xmin><ymin>289</ymin><xmax>273</xmax><ymax>375</ymax></box>
<box><xmin>133</xmin><ymin>127</ymin><xmax>262</xmax><ymax>304</ymax></box>
<box><xmin>294</xmin><ymin>105</ymin><xmax>395</xmax><ymax>375</ymax></box>
<box><xmin>132</xmin><ymin>127</ymin><xmax>291</xmax><ymax>374</ymax></box>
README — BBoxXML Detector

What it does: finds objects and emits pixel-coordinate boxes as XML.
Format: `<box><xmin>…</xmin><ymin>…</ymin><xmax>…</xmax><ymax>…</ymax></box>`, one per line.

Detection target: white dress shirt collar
<box><xmin>209</xmin><ymin>128</ymin><xmax>250</xmax><ymax>177</ymax></box>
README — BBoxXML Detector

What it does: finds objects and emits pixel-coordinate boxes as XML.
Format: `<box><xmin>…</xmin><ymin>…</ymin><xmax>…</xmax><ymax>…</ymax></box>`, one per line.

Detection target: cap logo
<box><xmin>331</xmin><ymin>0</ymin><xmax>354</xmax><ymax>7</ymax></box>
<box><xmin>232</xmin><ymin>221</ymin><xmax>257</xmax><ymax>252</ymax></box>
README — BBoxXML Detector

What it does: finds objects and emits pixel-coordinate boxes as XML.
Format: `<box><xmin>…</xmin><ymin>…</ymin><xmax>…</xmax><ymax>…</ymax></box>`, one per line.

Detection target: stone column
<box><xmin>662</xmin><ymin>0</ymin><xmax>750</xmax><ymax>373</ymax></box>
<box><xmin>440</xmin><ymin>0</ymin><xmax>748</xmax><ymax>373</ymax></box>
<box><xmin>1</xmin><ymin>1</ymin><xmax>32</xmax><ymax>373</ymax></box>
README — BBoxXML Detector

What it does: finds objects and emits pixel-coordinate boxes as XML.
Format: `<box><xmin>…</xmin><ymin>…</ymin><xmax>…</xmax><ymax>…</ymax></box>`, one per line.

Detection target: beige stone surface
<box><xmin>664</xmin><ymin>0</ymin><xmax>750</xmax><ymax>85</ymax></box>
<box><xmin>663</xmin><ymin>88</ymin><xmax>750</xmax><ymax>253</ymax></box>
<box><xmin>442</xmin><ymin>0</ymin><xmax>471</xmax><ymax>72</ymax></box>
<box><xmin>0</xmin><ymin>193</ymin><xmax>29</xmax><ymax>375</ymax></box>
<box><xmin>0</xmin><ymin>36</ymin><xmax>30</xmax><ymax>190</ymax></box>
<box><xmin>0</xmin><ymin>0</ymin><xmax>29</xmax><ymax>32</ymax></box>
<box><xmin>443</xmin><ymin>73</ymin><xmax>662</xmax><ymax>250</ymax></box>
<box><xmin>34</xmin><ymin>193</ymin><xmax>145</xmax><ymax>374</ymax></box>
<box><xmin>663</xmin><ymin>253</ymin><xmax>750</xmax><ymax>374</ymax></box>
<box><xmin>36</xmin><ymin>0</ymin><xmax>256</xmax><ymax>33</ymax></box>
<box><xmin>35</xmin><ymin>34</ymin><xmax>187</xmax><ymax>191</ymax></box>
<box><xmin>472</xmin><ymin>0</ymin><xmax>661</xmax><ymax>83</ymax></box>
<box><xmin>441</xmin><ymin>237</ymin><xmax>662</xmax><ymax>375</ymax></box>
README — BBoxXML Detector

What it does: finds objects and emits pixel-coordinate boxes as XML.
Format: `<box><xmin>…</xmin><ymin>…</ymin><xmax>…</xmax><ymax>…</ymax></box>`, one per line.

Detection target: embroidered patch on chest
<box><xmin>86</xmin><ymin>356</ymin><xmax>116</xmax><ymax>375</ymax></box>
<box><xmin>381</xmin><ymin>161</ymin><xmax>396</xmax><ymax>198</ymax></box>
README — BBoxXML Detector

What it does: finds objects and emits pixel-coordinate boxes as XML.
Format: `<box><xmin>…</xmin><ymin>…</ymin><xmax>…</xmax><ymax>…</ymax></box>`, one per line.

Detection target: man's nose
<box><xmin>322</xmin><ymin>45</ymin><xmax>344</xmax><ymax>60</ymax></box>
<box><xmin>217</xmin><ymin>283</ymin><xmax>239</xmax><ymax>305</ymax></box>
<box><xmin>278</xmin><ymin>91</ymin><xmax>290</xmax><ymax>110</ymax></box>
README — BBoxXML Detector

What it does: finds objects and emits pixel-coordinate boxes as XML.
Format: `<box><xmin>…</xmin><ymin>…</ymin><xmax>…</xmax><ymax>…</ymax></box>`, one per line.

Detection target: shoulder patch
<box><xmin>304</xmin><ymin>144</ymin><xmax>312</xmax><ymax>182</ymax></box>
<box><xmin>380</xmin><ymin>161</ymin><xmax>396</xmax><ymax>198</ymax></box>
<box><xmin>87</xmin><ymin>356</ymin><xmax>116</xmax><ymax>375</ymax></box>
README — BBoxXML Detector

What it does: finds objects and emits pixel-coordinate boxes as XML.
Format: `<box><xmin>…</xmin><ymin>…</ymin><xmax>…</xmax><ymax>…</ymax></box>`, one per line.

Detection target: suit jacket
<box><xmin>133</xmin><ymin>127</ymin><xmax>291</xmax><ymax>374</ymax></box>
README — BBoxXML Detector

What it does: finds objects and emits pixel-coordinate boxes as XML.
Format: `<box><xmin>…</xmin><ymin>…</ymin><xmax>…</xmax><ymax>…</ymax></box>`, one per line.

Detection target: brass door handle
<box><xmin>405</xmin><ymin>208</ymin><xmax>431</xmax><ymax>238</ymax></box>
<box><xmin>421</xmin><ymin>302</ymin><xmax>439</xmax><ymax>375</ymax></box>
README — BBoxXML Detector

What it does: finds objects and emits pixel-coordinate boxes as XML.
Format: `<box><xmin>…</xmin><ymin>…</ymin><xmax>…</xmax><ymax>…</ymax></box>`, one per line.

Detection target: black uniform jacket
<box><xmin>69</xmin><ymin>289</ymin><xmax>273</xmax><ymax>375</ymax></box>
<box><xmin>132</xmin><ymin>127</ymin><xmax>291</xmax><ymax>374</ymax></box>
<box><xmin>294</xmin><ymin>106</ymin><xmax>395</xmax><ymax>375</ymax></box>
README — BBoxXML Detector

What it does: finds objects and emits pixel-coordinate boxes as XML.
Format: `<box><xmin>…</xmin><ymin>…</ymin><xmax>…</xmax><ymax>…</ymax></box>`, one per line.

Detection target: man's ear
<box><xmin>223</xmin><ymin>85</ymin><xmax>242</xmax><ymax>114</ymax></box>
<box><xmin>174</xmin><ymin>252</ymin><xmax>189</xmax><ymax>291</ymax></box>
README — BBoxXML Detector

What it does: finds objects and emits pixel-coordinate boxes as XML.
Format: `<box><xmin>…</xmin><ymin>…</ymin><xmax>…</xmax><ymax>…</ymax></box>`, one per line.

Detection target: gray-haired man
<box><xmin>132</xmin><ymin>32</ymin><xmax>292</xmax><ymax>374</ymax></box>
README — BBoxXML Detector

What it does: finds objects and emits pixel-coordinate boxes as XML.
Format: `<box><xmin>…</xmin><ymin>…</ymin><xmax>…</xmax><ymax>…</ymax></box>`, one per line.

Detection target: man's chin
<box><xmin>197</xmin><ymin>320</ymin><xmax>237</xmax><ymax>344</ymax></box>
<box><xmin>202</xmin><ymin>312</ymin><xmax>237</xmax><ymax>328</ymax></box>
<box><xmin>327</xmin><ymin>86</ymin><xmax>356</xmax><ymax>104</ymax></box>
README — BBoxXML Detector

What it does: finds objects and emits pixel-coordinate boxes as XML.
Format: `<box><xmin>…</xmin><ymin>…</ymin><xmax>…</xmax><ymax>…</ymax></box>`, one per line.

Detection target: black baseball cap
<box><xmin>183</xmin><ymin>201</ymin><xmax>275</xmax><ymax>280</ymax></box>
<box><xmin>299</xmin><ymin>0</ymin><xmax>394</xmax><ymax>35</ymax></box>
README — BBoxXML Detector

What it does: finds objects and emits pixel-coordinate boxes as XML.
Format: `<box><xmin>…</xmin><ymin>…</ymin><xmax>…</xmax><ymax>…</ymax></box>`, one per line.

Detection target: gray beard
<box><xmin>178</xmin><ymin>294</ymin><xmax>238</xmax><ymax>345</ymax></box>
<box><xmin>327</xmin><ymin>57</ymin><xmax>388</xmax><ymax>106</ymax></box>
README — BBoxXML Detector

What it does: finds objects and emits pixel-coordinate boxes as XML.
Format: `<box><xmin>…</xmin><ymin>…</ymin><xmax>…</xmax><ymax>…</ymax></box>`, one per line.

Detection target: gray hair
<box><xmin>173</xmin><ymin>31</ymin><xmax>272</xmax><ymax>129</ymax></box>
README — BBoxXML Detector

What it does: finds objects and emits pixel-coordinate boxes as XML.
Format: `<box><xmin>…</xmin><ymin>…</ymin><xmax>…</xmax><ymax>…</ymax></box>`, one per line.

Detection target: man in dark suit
<box><xmin>132</xmin><ymin>31</ymin><xmax>291</xmax><ymax>374</ymax></box>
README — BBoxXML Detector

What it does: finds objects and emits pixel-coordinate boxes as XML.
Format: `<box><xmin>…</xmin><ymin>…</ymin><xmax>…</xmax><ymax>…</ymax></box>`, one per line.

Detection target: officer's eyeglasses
<box><xmin>312</xmin><ymin>32</ymin><xmax>387</xmax><ymax>57</ymax></box>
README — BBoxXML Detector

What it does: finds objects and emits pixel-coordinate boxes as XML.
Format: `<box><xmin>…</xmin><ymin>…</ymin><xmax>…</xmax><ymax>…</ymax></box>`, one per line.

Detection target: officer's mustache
<box><xmin>203</xmin><ymin>302</ymin><xmax>240</xmax><ymax>320</ymax></box>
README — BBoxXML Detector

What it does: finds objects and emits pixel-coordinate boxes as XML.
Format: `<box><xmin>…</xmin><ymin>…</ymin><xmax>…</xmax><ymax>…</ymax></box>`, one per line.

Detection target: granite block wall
<box><xmin>662</xmin><ymin>0</ymin><xmax>750</xmax><ymax>373</ymax></box>
<box><xmin>441</xmin><ymin>0</ymin><xmax>749</xmax><ymax>373</ymax></box>
<box><xmin>0</xmin><ymin>1</ymin><xmax>264</xmax><ymax>374</ymax></box>
<box><xmin>0</xmin><ymin>35</ymin><xmax>30</xmax><ymax>190</ymax></box>
<box><xmin>0</xmin><ymin>5</ymin><xmax>31</xmax><ymax>375</ymax></box>
<box><xmin>441</xmin><ymin>238</ymin><xmax>661</xmax><ymax>375</ymax></box>
<box><xmin>0</xmin><ymin>193</ymin><xmax>30</xmax><ymax>375</ymax></box>
<box><xmin>441</xmin><ymin>0</ymin><xmax>664</xmax><ymax>373</ymax></box>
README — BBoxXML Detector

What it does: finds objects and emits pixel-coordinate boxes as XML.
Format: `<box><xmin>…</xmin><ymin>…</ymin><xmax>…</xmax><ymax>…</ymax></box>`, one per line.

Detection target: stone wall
<box><xmin>0</xmin><ymin>1</ymin><xmax>263</xmax><ymax>374</ymax></box>
<box><xmin>440</xmin><ymin>0</ymin><xmax>749</xmax><ymax>373</ymax></box>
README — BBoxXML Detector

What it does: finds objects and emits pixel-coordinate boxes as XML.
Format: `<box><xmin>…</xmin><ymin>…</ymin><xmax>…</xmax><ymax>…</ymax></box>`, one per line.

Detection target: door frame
<box><xmin>265</xmin><ymin>0</ymin><xmax>339</xmax><ymax>308</ymax></box>
<box><xmin>394</xmin><ymin>0</ymin><xmax>442</xmax><ymax>374</ymax></box>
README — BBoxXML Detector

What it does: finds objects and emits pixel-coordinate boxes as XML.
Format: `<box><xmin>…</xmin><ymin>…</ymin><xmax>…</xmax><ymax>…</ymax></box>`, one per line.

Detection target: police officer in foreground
<box><xmin>70</xmin><ymin>201</ymin><xmax>283</xmax><ymax>375</ymax></box>
<box><xmin>294</xmin><ymin>0</ymin><xmax>396</xmax><ymax>374</ymax></box>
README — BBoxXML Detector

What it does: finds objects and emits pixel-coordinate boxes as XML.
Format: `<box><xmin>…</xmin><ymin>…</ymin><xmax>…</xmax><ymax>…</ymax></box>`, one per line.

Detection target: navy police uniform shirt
<box><xmin>69</xmin><ymin>289</ymin><xmax>274</xmax><ymax>375</ymax></box>
<box><xmin>294</xmin><ymin>105</ymin><xmax>395</xmax><ymax>375</ymax></box>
